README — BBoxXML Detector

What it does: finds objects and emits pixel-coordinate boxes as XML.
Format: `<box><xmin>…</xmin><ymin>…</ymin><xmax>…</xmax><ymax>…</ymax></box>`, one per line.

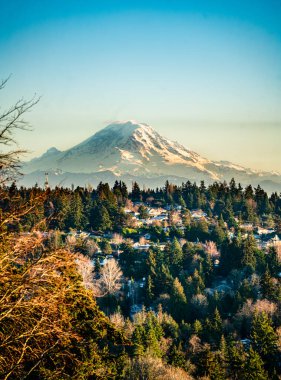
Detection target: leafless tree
<box><xmin>125</xmin><ymin>199</ymin><xmax>136</xmax><ymax>212</ymax></box>
<box><xmin>169</xmin><ymin>211</ymin><xmax>181</xmax><ymax>226</ymax></box>
<box><xmin>74</xmin><ymin>253</ymin><xmax>95</xmax><ymax>290</ymax></box>
<box><xmin>109</xmin><ymin>311</ymin><xmax>126</xmax><ymax>329</ymax></box>
<box><xmin>188</xmin><ymin>335</ymin><xmax>202</xmax><ymax>354</ymax></box>
<box><xmin>112</xmin><ymin>233</ymin><xmax>123</xmax><ymax>256</ymax></box>
<box><xmin>0</xmin><ymin>76</ymin><xmax>39</xmax><ymax>184</ymax></box>
<box><xmin>124</xmin><ymin>355</ymin><xmax>193</xmax><ymax>380</ymax></box>
<box><xmin>237</xmin><ymin>299</ymin><xmax>277</xmax><ymax>319</ymax></box>
<box><xmin>66</xmin><ymin>233</ymin><xmax>77</xmax><ymax>250</ymax></box>
<box><xmin>94</xmin><ymin>258</ymin><xmax>123</xmax><ymax>297</ymax></box>
<box><xmin>204</xmin><ymin>241</ymin><xmax>219</xmax><ymax>258</ymax></box>
<box><xmin>112</xmin><ymin>233</ymin><xmax>123</xmax><ymax>246</ymax></box>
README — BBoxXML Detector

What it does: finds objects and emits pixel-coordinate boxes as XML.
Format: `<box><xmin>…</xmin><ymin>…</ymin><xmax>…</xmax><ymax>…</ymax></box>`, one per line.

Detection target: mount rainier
<box><xmin>21</xmin><ymin>120</ymin><xmax>281</xmax><ymax>192</ymax></box>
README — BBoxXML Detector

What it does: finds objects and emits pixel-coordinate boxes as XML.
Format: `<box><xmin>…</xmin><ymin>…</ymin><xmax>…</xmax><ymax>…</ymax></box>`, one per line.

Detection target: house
<box><xmin>257</xmin><ymin>227</ymin><xmax>275</xmax><ymax>235</ymax></box>
<box><xmin>191</xmin><ymin>209</ymin><xmax>207</xmax><ymax>219</ymax></box>
<box><xmin>140</xmin><ymin>218</ymin><xmax>153</xmax><ymax>225</ymax></box>
<box><xmin>240</xmin><ymin>223</ymin><xmax>254</xmax><ymax>231</ymax></box>
<box><xmin>147</xmin><ymin>208</ymin><xmax>165</xmax><ymax>217</ymax></box>
<box><xmin>133</xmin><ymin>243</ymin><xmax>151</xmax><ymax>251</ymax></box>
<box><xmin>152</xmin><ymin>215</ymin><xmax>168</xmax><ymax>222</ymax></box>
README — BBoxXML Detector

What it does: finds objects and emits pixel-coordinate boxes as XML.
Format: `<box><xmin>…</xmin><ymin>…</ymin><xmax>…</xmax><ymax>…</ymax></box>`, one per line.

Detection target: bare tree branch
<box><xmin>0</xmin><ymin>77</ymin><xmax>40</xmax><ymax>184</ymax></box>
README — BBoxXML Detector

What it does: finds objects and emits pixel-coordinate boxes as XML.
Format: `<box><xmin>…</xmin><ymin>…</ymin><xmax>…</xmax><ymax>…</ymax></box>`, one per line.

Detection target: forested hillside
<box><xmin>1</xmin><ymin>178</ymin><xmax>281</xmax><ymax>379</ymax></box>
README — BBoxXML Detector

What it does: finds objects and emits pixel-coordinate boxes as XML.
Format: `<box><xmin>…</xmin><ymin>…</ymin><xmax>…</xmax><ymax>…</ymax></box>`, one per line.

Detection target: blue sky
<box><xmin>0</xmin><ymin>0</ymin><xmax>281</xmax><ymax>171</ymax></box>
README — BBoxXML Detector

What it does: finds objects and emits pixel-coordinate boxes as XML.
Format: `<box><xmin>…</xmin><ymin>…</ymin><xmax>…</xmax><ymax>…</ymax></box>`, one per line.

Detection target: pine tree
<box><xmin>100</xmin><ymin>240</ymin><xmax>112</xmax><ymax>255</ymax></box>
<box><xmin>169</xmin><ymin>277</ymin><xmax>187</xmax><ymax>322</ymax></box>
<box><xmin>212</xmin><ymin>224</ymin><xmax>226</xmax><ymax>245</ymax></box>
<box><xmin>132</xmin><ymin>325</ymin><xmax>145</xmax><ymax>356</ymax></box>
<box><xmin>155</xmin><ymin>264</ymin><xmax>173</xmax><ymax>294</ymax></box>
<box><xmin>186</xmin><ymin>269</ymin><xmax>205</xmax><ymax>296</ymax></box>
<box><xmin>90</xmin><ymin>203</ymin><xmax>112</xmax><ymax>231</ymax></box>
<box><xmin>145</xmin><ymin>319</ymin><xmax>162</xmax><ymax>357</ymax></box>
<box><xmin>261</xmin><ymin>266</ymin><xmax>279</xmax><ymax>301</ymax></box>
<box><xmin>170</xmin><ymin>237</ymin><xmax>183</xmax><ymax>269</ymax></box>
<box><xmin>228</xmin><ymin>342</ymin><xmax>246</xmax><ymax>380</ymax></box>
<box><xmin>168</xmin><ymin>342</ymin><xmax>187</xmax><ymax>370</ymax></box>
<box><xmin>146</xmin><ymin>249</ymin><xmax>157</xmax><ymax>278</ymax></box>
<box><xmin>243</xmin><ymin>346</ymin><xmax>268</xmax><ymax>380</ymax></box>
<box><xmin>250</xmin><ymin>312</ymin><xmax>278</xmax><ymax>372</ymax></box>
<box><xmin>205</xmin><ymin>308</ymin><xmax>223</xmax><ymax>345</ymax></box>
<box><xmin>132</xmin><ymin>182</ymin><xmax>141</xmax><ymax>202</ymax></box>
<box><xmin>220</xmin><ymin>236</ymin><xmax>243</xmax><ymax>274</ymax></box>
<box><xmin>193</xmin><ymin>319</ymin><xmax>203</xmax><ymax>335</ymax></box>
<box><xmin>197</xmin><ymin>344</ymin><xmax>225</xmax><ymax>380</ymax></box>
<box><xmin>145</xmin><ymin>275</ymin><xmax>155</xmax><ymax>305</ymax></box>
<box><xmin>241</xmin><ymin>234</ymin><xmax>257</xmax><ymax>271</ymax></box>
<box><xmin>218</xmin><ymin>335</ymin><xmax>228</xmax><ymax>378</ymax></box>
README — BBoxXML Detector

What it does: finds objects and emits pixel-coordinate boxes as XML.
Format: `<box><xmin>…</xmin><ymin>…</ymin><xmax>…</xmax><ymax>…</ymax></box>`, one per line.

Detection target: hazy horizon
<box><xmin>1</xmin><ymin>1</ymin><xmax>281</xmax><ymax>172</ymax></box>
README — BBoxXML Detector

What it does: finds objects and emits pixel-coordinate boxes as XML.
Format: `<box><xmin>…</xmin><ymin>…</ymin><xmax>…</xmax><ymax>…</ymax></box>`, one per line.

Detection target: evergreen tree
<box><xmin>241</xmin><ymin>234</ymin><xmax>257</xmax><ymax>271</ymax></box>
<box><xmin>90</xmin><ymin>203</ymin><xmax>112</xmax><ymax>231</ymax></box>
<box><xmin>220</xmin><ymin>236</ymin><xmax>243</xmax><ymax>275</ymax></box>
<box><xmin>228</xmin><ymin>342</ymin><xmax>246</xmax><ymax>380</ymax></box>
<box><xmin>212</xmin><ymin>224</ymin><xmax>226</xmax><ymax>245</ymax></box>
<box><xmin>261</xmin><ymin>266</ymin><xmax>280</xmax><ymax>302</ymax></box>
<box><xmin>145</xmin><ymin>320</ymin><xmax>162</xmax><ymax>357</ymax></box>
<box><xmin>132</xmin><ymin>182</ymin><xmax>141</xmax><ymax>202</ymax></box>
<box><xmin>250</xmin><ymin>312</ymin><xmax>278</xmax><ymax>373</ymax></box>
<box><xmin>100</xmin><ymin>240</ymin><xmax>112</xmax><ymax>255</ymax></box>
<box><xmin>169</xmin><ymin>278</ymin><xmax>187</xmax><ymax>322</ymax></box>
<box><xmin>168</xmin><ymin>342</ymin><xmax>187</xmax><ymax>370</ymax></box>
<box><xmin>193</xmin><ymin>319</ymin><xmax>203</xmax><ymax>335</ymax></box>
<box><xmin>145</xmin><ymin>275</ymin><xmax>155</xmax><ymax>305</ymax></box>
<box><xmin>185</xmin><ymin>269</ymin><xmax>205</xmax><ymax>297</ymax></box>
<box><xmin>197</xmin><ymin>344</ymin><xmax>225</xmax><ymax>380</ymax></box>
<box><xmin>170</xmin><ymin>237</ymin><xmax>183</xmax><ymax>270</ymax></box>
<box><xmin>210</xmin><ymin>308</ymin><xmax>223</xmax><ymax>344</ymax></box>
<box><xmin>243</xmin><ymin>346</ymin><xmax>268</xmax><ymax>380</ymax></box>
<box><xmin>155</xmin><ymin>264</ymin><xmax>173</xmax><ymax>294</ymax></box>
<box><xmin>132</xmin><ymin>325</ymin><xmax>145</xmax><ymax>356</ymax></box>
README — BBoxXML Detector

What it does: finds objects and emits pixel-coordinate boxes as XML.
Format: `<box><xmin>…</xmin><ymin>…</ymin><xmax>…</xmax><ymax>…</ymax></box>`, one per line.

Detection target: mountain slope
<box><xmin>22</xmin><ymin>120</ymin><xmax>281</xmax><ymax>191</ymax></box>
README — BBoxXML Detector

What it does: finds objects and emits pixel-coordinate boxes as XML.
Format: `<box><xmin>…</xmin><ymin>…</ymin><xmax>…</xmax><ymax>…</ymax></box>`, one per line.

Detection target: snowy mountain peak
<box><xmin>96</xmin><ymin>120</ymin><xmax>155</xmax><ymax>140</ymax></box>
<box><xmin>105</xmin><ymin>120</ymin><xmax>149</xmax><ymax>130</ymax></box>
<box><xmin>22</xmin><ymin>121</ymin><xmax>281</xmax><ymax>192</ymax></box>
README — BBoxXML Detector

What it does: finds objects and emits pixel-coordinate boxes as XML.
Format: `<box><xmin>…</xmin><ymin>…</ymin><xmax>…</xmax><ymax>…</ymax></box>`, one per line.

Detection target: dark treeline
<box><xmin>2</xmin><ymin>179</ymin><xmax>281</xmax><ymax>233</ymax></box>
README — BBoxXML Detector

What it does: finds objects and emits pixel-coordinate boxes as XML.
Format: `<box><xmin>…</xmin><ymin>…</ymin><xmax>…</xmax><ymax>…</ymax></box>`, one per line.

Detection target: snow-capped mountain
<box><xmin>22</xmin><ymin>120</ymin><xmax>281</xmax><ymax>192</ymax></box>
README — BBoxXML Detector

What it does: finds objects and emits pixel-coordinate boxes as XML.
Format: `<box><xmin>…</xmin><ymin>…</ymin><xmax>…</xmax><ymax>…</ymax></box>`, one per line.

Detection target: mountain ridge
<box><xmin>22</xmin><ymin>121</ymin><xmax>281</xmax><ymax>192</ymax></box>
